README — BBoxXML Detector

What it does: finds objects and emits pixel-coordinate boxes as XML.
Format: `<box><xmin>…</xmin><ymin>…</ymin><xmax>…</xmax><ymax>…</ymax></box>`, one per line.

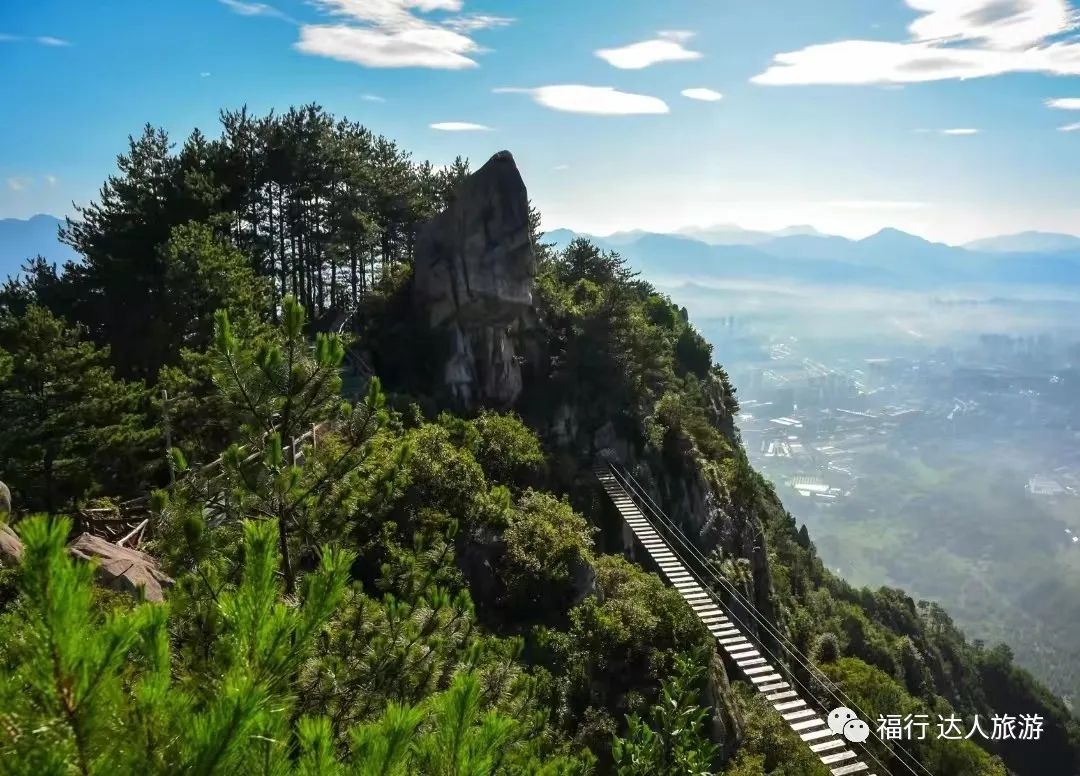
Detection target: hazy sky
<box><xmin>3</xmin><ymin>0</ymin><xmax>1080</xmax><ymax>243</ymax></box>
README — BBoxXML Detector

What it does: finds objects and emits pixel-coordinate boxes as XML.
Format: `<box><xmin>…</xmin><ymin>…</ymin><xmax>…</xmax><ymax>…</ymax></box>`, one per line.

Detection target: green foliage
<box><xmin>0</xmin><ymin>305</ymin><xmax>157</xmax><ymax>512</ymax></box>
<box><xmin>500</xmin><ymin>490</ymin><xmax>595</xmax><ymax>617</ymax></box>
<box><xmin>612</xmin><ymin>651</ymin><xmax>718</xmax><ymax>775</ymax></box>
<box><xmin>537</xmin><ymin>556</ymin><xmax>713</xmax><ymax>762</ymax></box>
<box><xmin>159</xmin><ymin>221</ymin><xmax>271</xmax><ymax>356</ymax></box>
<box><xmin>440</xmin><ymin>411</ymin><xmax>546</xmax><ymax>489</ymax></box>
<box><xmin>725</xmin><ymin>683</ymin><xmax>830</xmax><ymax>776</ymax></box>
<box><xmin>812</xmin><ymin>632</ymin><xmax>840</xmax><ymax>664</ymax></box>
<box><xmin>0</xmin><ymin>515</ymin><xmax>353</xmax><ymax>775</ymax></box>
<box><xmin>529</xmin><ymin>238</ymin><xmax>738</xmax><ymax>482</ymax></box>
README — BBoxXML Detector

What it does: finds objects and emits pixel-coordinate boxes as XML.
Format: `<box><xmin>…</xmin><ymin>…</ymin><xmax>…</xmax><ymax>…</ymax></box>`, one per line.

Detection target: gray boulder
<box><xmin>0</xmin><ymin>523</ymin><xmax>22</xmax><ymax>566</ymax></box>
<box><xmin>67</xmin><ymin>533</ymin><xmax>174</xmax><ymax>602</ymax></box>
<box><xmin>0</xmin><ymin>480</ymin><xmax>10</xmax><ymax>517</ymax></box>
<box><xmin>413</xmin><ymin>151</ymin><xmax>536</xmax><ymax>407</ymax></box>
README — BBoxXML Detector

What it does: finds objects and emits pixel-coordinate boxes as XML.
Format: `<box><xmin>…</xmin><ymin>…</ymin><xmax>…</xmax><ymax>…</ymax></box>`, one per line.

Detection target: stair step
<box><xmin>737</xmin><ymin>657</ymin><xmax>767</xmax><ymax>668</ymax></box>
<box><xmin>774</xmin><ymin>699</ymin><xmax>806</xmax><ymax>712</ymax></box>
<box><xmin>766</xmin><ymin>690</ymin><xmax>798</xmax><ymax>702</ymax></box>
<box><xmin>821</xmin><ymin>751</ymin><xmax>857</xmax><ymax>765</ymax></box>
<box><xmin>760</xmin><ymin>681</ymin><xmax>790</xmax><ymax>693</ymax></box>
<box><xmin>783</xmin><ymin>708</ymin><xmax>817</xmax><ymax>722</ymax></box>
<box><xmin>800</xmin><ymin>727</ymin><xmax>836</xmax><ymax>742</ymax></box>
<box><xmin>809</xmin><ymin>739</ymin><xmax>846</xmax><ymax>753</ymax></box>
<box><xmin>727</xmin><ymin>647</ymin><xmax>758</xmax><ymax>659</ymax></box>
<box><xmin>830</xmin><ymin>764</ymin><xmax>869</xmax><ymax>776</ymax></box>
<box><xmin>790</xmin><ymin>718</ymin><xmax>825</xmax><ymax>732</ymax></box>
<box><xmin>750</xmin><ymin>673</ymin><xmax>784</xmax><ymax>686</ymax></box>
<box><xmin>744</xmin><ymin>665</ymin><xmax>776</xmax><ymax>676</ymax></box>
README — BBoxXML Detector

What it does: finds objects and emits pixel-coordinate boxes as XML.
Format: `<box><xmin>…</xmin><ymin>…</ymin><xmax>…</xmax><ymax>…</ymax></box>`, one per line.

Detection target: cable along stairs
<box><xmin>594</xmin><ymin>464</ymin><xmax>878</xmax><ymax>776</ymax></box>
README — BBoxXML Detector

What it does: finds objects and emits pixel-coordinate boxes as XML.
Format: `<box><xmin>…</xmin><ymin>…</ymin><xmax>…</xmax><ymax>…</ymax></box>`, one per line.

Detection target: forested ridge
<box><xmin>0</xmin><ymin>105</ymin><xmax>1077</xmax><ymax>775</ymax></box>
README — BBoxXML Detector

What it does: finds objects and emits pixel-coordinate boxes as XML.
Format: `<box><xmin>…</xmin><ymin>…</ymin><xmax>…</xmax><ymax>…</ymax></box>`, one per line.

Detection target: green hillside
<box><xmin>0</xmin><ymin>106</ymin><xmax>1077</xmax><ymax>775</ymax></box>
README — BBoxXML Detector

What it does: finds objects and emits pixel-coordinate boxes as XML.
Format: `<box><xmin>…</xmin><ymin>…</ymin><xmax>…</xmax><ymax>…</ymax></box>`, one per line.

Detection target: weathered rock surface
<box><xmin>67</xmin><ymin>533</ymin><xmax>174</xmax><ymax>602</ymax></box>
<box><xmin>414</xmin><ymin>151</ymin><xmax>536</xmax><ymax>407</ymax></box>
<box><xmin>0</xmin><ymin>480</ymin><xmax>10</xmax><ymax>517</ymax></box>
<box><xmin>0</xmin><ymin>523</ymin><xmax>22</xmax><ymax>566</ymax></box>
<box><xmin>706</xmin><ymin>652</ymin><xmax>744</xmax><ymax>761</ymax></box>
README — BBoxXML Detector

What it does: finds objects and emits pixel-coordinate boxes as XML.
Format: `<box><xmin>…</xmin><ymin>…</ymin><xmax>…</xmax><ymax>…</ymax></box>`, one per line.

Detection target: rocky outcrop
<box><xmin>0</xmin><ymin>480</ymin><xmax>10</xmax><ymax>517</ymax></box>
<box><xmin>0</xmin><ymin>523</ymin><xmax>21</xmax><ymax>566</ymax></box>
<box><xmin>413</xmin><ymin>151</ymin><xmax>536</xmax><ymax>408</ymax></box>
<box><xmin>706</xmin><ymin>652</ymin><xmax>744</xmax><ymax>761</ymax></box>
<box><xmin>67</xmin><ymin>533</ymin><xmax>174</xmax><ymax>602</ymax></box>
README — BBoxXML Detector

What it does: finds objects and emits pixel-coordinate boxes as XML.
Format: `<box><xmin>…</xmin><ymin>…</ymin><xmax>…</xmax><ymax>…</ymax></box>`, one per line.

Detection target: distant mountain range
<box><xmin>4</xmin><ymin>214</ymin><xmax>1080</xmax><ymax>289</ymax></box>
<box><xmin>0</xmin><ymin>214</ymin><xmax>76</xmax><ymax>279</ymax></box>
<box><xmin>544</xmin><ymin>226</ymin><xmax>1080</xmax><ymax>288</ymax></box>
<box><xmin>963</xmin><ymin>231</ymin><xmax>1080</xmax><ymax>254</ymax></box>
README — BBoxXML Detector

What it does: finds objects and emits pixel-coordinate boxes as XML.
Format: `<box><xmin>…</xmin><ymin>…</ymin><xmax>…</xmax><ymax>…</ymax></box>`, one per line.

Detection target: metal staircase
<box><xmin>594</xmin><ymin>464</ymin><xmax>878</xmax><ymax>776</ymax></box>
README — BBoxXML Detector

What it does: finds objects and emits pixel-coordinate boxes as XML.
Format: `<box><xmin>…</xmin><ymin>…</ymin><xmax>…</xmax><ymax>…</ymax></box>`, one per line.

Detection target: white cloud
<box><xmin>1059</xmin><ymin>121</ymin><xmax>1080</xmax><ymax>131</ymax></box>
<box><xmin>44</xmin><ymin>175</ymin><xmax>58</xmax><ymax>187</ymax></box>
<box><xmin>200</xmin><ymin>71</ymin><xmax>212</xmax><ymax>78</ymax></box>
<box><xmin>752</xmin><ymin>0</ymin><xmax>1080</xmax><ymax>86</ymax></box>
<box><xmin>0</xmin><ymin>34</ymin><xmax>71</xmax><ymax>46</ymax></box>
<box><xmin>596</xmin><ymin>31</ymin><xmax>702</xmax><ymax>69</ymax></box>
<box><xmin>293</xmin><ymin>0</ymin><xmax>511</xmax><ymax>69</ymax></box>
<box><xmin>1047</xmin><ymin>97</ymin><xmax>1080</xmax><ymax>109</ymax></box>
<box><xmin>682</xmin><ymin>87</ymin><xmax>724</xmax><ymax>102</ymax></box>
<box><xmin>914</xmin><ymin>127</ymin><xmax>980</xmax><ymax>135</ymax></box>
<box><xmin>495</xmin><ymin>85</ymin><xmax>670</xmax><ymax>115</ymax></box>
<box><xmin>6</xmin><ymin>177</ymin><xmax>31</xmax><ymax>192</ymax></box>
<box><xmin>826</xmin><ymin>200</ymin><xmax>929</xmax><ymax>210</ymax></box>
<box><xmin>430</xmin><ymin>121</ymin><xmax>491</xmax><ymax>131</ymax></box>
<box><xmin>554</xmin><ymin>164</ymin><xmax>570</xmax><ymax>171</ymax></box>
<box><xmin>360</xmin><ymin>93</ymin><xmax>386</xmax><ymax>102</ymax></box>
<box><xmin>219</xmin><ymin>0</ymin><xmax>294</xmax><ymax>21</ymax></box>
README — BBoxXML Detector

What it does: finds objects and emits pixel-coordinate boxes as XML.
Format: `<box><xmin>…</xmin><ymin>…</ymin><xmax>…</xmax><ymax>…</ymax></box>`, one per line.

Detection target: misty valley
<box><xmin>593</xmin><ymin>230</ymin><xmax>1080</xmax><ymax>707</ymax></box>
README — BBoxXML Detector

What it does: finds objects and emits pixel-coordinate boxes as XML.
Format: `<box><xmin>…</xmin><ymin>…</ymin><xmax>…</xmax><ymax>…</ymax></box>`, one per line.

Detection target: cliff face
<box><xmin>413</xmin><ymin>151</ymin><xmax>537</xmax><ymax>408</ymax></box>
<box><xmin>408</xmin><ymin>152</ymin><xmax>786</xmax><ymax>758</ymax></box>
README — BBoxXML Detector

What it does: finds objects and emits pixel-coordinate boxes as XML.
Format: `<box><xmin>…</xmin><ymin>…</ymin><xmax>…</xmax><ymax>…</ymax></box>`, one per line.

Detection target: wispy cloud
<box><xmin>44</xmin><ymin>175</ymin><xmax>58</xmax><ymax>187</ymax></box>
<box><xmin>1</xmin><ymin>33</ymin><xmax>71</xmax><ymax>46</ymax></box>
<box><xmin>1046</xmin><ymin>97</ymin><xmax>1080</xmax><ymax>110</ymax></box>
<box><xmin>495</xmin><ymin>85</ymin><xmax>670</xmax><ymax>115</ymax></box>
<box><xmin>219</xmin><ymin>0</ymin><xmax>295</xmax><ymax>22</ymax></box>
<box><xmin>293</xmin><ymin>0</ymin><xmax>511</xmax><ymax>69</ymax></box>
<box><xmin>825</xmin><ymin>200</ymin><xmax>929</xmax><ymax>210</ymax></box>
<box><xmin>360</xmin><ymin>93</ymin><xmax>386</xmax><ymax>102</ymax></box>
<box><xmin>200</xmin><ymin>71</ymin><xmax>212</xmax><ymax>78</ymax></box>
<box><xmin>681</xmin><ymin>87</ymin><xmax>723</xmax><ymax>102</ymax></box>
<box><xmin>6</xmin><ymin>177</ymin><xmax>32</xmax><ymax>192</ymax></box>
<box><xmin>1045</xmin><ymin>97</ymin><xmax>1080</xmax><ymax>129</ymax></box>
<box><xmin>913</xmin><ymin>127</ymin><xmax>979</xmax><ymax>136</ymax></box>
<box><xmin>752</xmin><ymin>0</ymin><xmax>1080</xmax><ymax>86</ymax></box>
<box><xmin>596</xmin><ymin>30</ymin><xmax>702</xmax><ymax>70</ymax></box>
<box><xmin>430</xmin><ymin>121</ymin><xmax>491</xmax><ymax>131</ymax></box>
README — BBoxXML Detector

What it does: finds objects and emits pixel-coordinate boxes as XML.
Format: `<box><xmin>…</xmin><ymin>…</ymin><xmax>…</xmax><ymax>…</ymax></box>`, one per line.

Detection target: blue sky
<box><xmin>3</xmin><ymin>0</ymin><xmax>1080</xmax><ymax>243</ymax></box>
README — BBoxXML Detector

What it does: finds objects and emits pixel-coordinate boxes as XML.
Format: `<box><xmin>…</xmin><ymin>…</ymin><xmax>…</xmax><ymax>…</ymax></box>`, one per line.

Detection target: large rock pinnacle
<box><xmin>413</xmin><ymin>151</ymin><xmax>537</xmax><ymax>407</ymax></box>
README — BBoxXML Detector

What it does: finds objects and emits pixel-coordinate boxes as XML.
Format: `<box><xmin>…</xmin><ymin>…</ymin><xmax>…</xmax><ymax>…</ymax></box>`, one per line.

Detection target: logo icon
<box><xmin>828</xmin><ymin>707</ymin><xmax>870</xmax><ymax>743</ymax></box>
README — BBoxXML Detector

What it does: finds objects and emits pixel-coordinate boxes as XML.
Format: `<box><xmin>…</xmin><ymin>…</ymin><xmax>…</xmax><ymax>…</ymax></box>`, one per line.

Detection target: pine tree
<box><xmin>0</xmin><ymin>305</ymin><xmax>156</xmax><ymax>512</ymax></box>
<box><xmin>0</xmin><ymin>515</ymin><xmax>354</xmax><ymax>775</ymax></box>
